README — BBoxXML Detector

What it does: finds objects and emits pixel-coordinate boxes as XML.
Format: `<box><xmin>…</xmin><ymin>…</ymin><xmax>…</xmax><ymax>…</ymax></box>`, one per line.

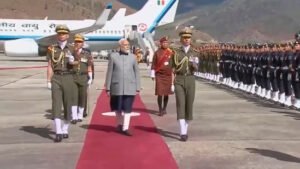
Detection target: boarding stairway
<box><xmin>124</xmin><ymin>25</ymin><xmax>157</xmax><ymax>62</ymax></box>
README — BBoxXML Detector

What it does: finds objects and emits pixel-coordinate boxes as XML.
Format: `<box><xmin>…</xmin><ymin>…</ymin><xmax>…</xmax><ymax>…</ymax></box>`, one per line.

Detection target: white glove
<box><xmin>87</xmin><ymin>72</ymin><xmax>93</xmax><ymax>85</ymax></box>
<box><xmin>189</xmin><ymin>56</ymin><xmax>199</xmax><ymax>64</ymax></box>
<box><xmin>47</xmin><ymin>82</ymin><xmax>51</xmax><ymax>90</ymax></box>
<box><xmin>150</xmin><ymin>70</ymin><xmax>155</xmax><ymax>78</ymax></box>
<box><xmin>68</xmin><ymin>55</ymin><xmax>75</xmax><ymax>63</ymax></box>
<box><xmin>171</xmin><ymin>84</ymin><xmax>175</xmax><ymax>93</ymax></box>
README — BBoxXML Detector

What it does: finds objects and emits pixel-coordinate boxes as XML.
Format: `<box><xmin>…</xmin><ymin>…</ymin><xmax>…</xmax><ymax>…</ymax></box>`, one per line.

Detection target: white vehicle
<box><xmin>0</xmin><ymin>0</ymin><xmax>180</xmax><ymax>57</ymax></box>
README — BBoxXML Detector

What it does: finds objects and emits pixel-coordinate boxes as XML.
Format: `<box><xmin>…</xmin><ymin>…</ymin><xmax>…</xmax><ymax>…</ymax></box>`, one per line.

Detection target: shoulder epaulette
<box><xmin>47</xmin><ymin>45</ymin><xmax>56</xmax><ymax>52</ymax></box>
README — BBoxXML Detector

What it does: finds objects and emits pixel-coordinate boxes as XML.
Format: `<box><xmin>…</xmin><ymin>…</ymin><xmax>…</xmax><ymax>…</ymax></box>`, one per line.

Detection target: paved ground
<box><xmin>1</xmin><ymin>55</ymin><xmax>300</xmax><ymax>169</ymax></box>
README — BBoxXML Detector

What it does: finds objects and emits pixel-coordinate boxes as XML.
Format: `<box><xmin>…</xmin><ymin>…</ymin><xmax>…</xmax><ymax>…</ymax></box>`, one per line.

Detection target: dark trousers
<box><xmin>110</xmin><ymin>95</ymin><xmax>135</xmax><ymax>113</ymax></box>
<box><xmin>283</xmin><ymin>70</ymin><xmax>292</xmax><ymax>96</ymax></box>
<box><xmin>276</xmin><ymin>70</ymin><xmax>285</xmax><ymax>94</ymax></box>
<box><xmin>255</xmin><ymin>68</ymin><xmax>262</xmax><ymax>88</ymax></box>
<box><xmin>270</xmin><ymin>69</ymin><xmax>278</xmax><ymax>92</ymax></box>
<box><xmin>262</xmin><ymin>68</ymin><xmax>271</xmax><ymax>90</ymax></box>
<box><xmin>292</xmin><ymin>71</ymin><xmax>300</xmax><ymax>99</ymax></box>
<box><xmin>224</xmin><ymin>63</ymin><xmax>231</xmax><ymax>78</ymax></box>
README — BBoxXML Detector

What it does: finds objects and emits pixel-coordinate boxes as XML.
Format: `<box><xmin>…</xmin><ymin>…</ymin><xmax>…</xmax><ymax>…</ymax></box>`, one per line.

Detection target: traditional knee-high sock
<box><xmin>71</xmin><ymin>106</ymin><xmax>78</xmax><ymax>120</ymax></box>
<box><xmin>115</xmin><ymin>112</ymin><xmax>123</xmax><ymax>126</ymax></box>
<box><xmin>179</xmin><ymin>119</ymin><xmax>186</xmax><ymax>135</ymax></box>
<box><xmin>157</xmin><ymin>96</ymin><xmax>163</xmax><ymax>111</ymax></box>
<box><xmin>122</xmin><ymin>113</ymin><xmax>131</xmax><ymax>131</ymax></box>
<box><xmin>62</xmin><ymin>120</ymin><xmax>69</xmax><ymax>134</ymax></box>
<box><xmin>163</xmin><ymin>96</ymin><xmax>169</xmax><ymax>110</ymax></box>
<box><xmin>54</xmin><ymin>118</ymin><xmax>62</xmax><ymax>134</ymax></box>
<box><xmin>78</xmin><ymin>107</ymin><xmax>84</xmax><ymax>120</ymax></box>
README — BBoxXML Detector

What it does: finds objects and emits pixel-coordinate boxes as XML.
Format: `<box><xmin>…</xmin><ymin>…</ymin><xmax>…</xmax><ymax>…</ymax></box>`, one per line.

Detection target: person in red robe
<box><xmin>150</xmin><ymin>36</ymin><xmax>174</xmax><ymax>116</ymax></box>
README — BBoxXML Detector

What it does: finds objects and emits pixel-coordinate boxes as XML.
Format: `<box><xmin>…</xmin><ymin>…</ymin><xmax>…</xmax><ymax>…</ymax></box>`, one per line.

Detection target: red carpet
<box><xmin>76</xmin><ymin>91</ymin><xmax>178</xmax><ymax>169</ymax></box>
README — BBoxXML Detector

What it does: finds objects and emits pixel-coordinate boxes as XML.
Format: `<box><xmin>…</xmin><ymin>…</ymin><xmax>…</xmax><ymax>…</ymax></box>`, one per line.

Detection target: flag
<box><xmin>157</xmin><ymin>0</ymin><xmax>165</xmax><ymax>5</ymax></box>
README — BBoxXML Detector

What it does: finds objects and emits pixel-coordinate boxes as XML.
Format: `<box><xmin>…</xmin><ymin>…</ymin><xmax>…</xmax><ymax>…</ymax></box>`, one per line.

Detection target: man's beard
<box><xmin>122</xmin><ymin>49</ymin><xmax>130</xmax><ymax>53</ymax></box>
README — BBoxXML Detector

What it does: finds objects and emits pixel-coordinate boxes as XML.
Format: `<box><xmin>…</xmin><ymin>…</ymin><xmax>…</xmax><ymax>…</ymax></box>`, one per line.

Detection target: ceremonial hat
<box><xmin>55</xmin><ymin>25</ymin><xmax>70</xmax><ymax>34</ymax></box>
<box><xmin>159</xmin><ymin>36</ymin><xmax>168</xmax><ymax>43</ymax></box>
<box><xmin>74</xmin><ymin>34</ymin><xmax>85</xmax><ymax>42</ymax></box>
<box><xmin>179</xmin><ymin>27</ymin><xmax>192</xmax><ymax>38</ymax></box>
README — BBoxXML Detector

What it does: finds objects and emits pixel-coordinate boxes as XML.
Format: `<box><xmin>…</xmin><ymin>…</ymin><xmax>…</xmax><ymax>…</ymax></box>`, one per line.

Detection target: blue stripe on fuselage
<box><xmin>0</xmin><ymin>35</ymin><xmax>122</xmax><ymax>41</ymax></box>
<box><xmin>147</xmin><ymin>0</ymin><xmax>176</xmax><ymax>33</ymax></box>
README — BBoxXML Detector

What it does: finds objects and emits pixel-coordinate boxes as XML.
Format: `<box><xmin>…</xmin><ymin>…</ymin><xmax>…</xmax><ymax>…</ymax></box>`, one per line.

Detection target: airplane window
<box><xmin>114</xmin><ymin>30</ymin><xmax>117</xmax><ymax>34</ymax></box>
<box><xmin>111</xmin><ymin>30</ymin><xmax>113</xmax><ymax>34</ymax></box>
<box><xmin>118</xmin><ymin>30</ymin><xmax>121</xmax><ymax>34</ymax></box>
<box><xmin>0</xmin><ymin>29</ymin><xmax>2</xmax><ymax>31</ymax></box>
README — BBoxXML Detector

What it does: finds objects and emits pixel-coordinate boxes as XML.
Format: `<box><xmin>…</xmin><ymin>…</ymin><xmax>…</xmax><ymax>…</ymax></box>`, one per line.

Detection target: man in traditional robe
<box><xmin>150</xmin><ymin>37</ymin><xmax>174</xmax><ymax>116</ymax></box>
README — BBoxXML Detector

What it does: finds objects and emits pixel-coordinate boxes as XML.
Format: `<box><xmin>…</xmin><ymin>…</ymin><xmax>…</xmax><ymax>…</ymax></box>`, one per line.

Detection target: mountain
<box><xmin>181</xmin><ymin>0</ymin><xmax>300</xmax><ymax>43</ymax></box>
<box><xmin>0</xmin><ymin>0</ymin><xmax>135</xmax><ymax>19</ymax></box>
<box><xmin>118</xmin><ymin>0</ymin><xmax>225</xmax><ymax>14</ymax></box>
<box><xmin>1</xmin><ymin>0</ymin><xmax>299</xmax><ymax>43</ymax></box>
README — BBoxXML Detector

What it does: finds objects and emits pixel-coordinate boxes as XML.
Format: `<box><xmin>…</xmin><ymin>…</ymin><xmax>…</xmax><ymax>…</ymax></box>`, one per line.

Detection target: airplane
<box><xmin>0</xmin><ymin>0</ymin><xmax>182</xmax><ymax>57</ymax></box>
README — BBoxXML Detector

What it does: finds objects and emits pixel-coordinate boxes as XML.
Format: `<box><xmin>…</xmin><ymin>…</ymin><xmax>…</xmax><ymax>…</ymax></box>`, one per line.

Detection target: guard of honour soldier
<box><xmin>151</xmin><ymin>27</ymin><xmax>198</xmax><ymax>141</ymax></box>
<box><xmin>47</xmin><ymin>25</ymin><xmax>93</xmax><ymax>142</ymax></box>
<box><xmin>196</xmin><ymin>31</ymin><xmax>300</xmax><ymax>109</ymax></box>
<box><xmin>70</xmin><ymin>34</ymin><xmax>93</xmax><ymax>124</ymax></box>
<box><xmin>168</xmin><ymin>27</ymin><xmax>199</xmax><ymax>141</ymax></box>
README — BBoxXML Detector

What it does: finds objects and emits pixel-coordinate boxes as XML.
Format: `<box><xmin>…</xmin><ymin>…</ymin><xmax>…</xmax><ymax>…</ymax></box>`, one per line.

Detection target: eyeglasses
<box><xmin>122</xmin><ymin>44</ymin><xmax>130</xmax><ymax>46</ymax></box>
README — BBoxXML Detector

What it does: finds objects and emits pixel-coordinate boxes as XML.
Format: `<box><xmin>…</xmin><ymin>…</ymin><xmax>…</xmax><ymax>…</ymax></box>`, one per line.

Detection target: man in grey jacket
<box><xmin>105</xmin><ymin>39</ymin><xmax>141</xmax><ymax>136</ymax></box>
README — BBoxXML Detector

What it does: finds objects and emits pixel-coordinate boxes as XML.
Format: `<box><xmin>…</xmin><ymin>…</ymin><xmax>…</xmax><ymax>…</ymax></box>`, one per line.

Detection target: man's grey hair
<box><xmin>118</xmin><ymin>38</ymin><xmax>128</xmax><ymax>45</ymax></box>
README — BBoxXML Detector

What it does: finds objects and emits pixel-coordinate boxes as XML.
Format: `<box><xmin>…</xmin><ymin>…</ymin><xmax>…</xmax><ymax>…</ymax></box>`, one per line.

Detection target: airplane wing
<box><xmin>155</xmin><ymin>16</ymin><xmax>197</xmax><ymax>31</ymax></box>
<box><xmin>37</xmin><ymin>3</ymin><xmax>112</xmax><ymax>46</ymax></box>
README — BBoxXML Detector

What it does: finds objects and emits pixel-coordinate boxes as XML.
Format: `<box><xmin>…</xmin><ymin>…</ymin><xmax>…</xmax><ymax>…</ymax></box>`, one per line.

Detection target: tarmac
<box><xmin>1</xmin><ymin>55</ymin><xmax>300</xmax><ymax>169</ymax></box>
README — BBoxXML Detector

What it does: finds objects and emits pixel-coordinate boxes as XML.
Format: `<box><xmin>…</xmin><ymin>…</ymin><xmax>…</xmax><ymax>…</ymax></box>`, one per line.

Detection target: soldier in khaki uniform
<box><xmin>46</xmin><ymin>25</ymin><xmax>76</xmax><ymax>142</ymax></box>
<box><xmin>69</xmin><ymin>34</ymin><xmax>93</xmax><ymax>124</ymax></box>
<box><xmin>169</xmin><ymin>27</ymin><xmax>199</xmax><ymax>142</ymax></box>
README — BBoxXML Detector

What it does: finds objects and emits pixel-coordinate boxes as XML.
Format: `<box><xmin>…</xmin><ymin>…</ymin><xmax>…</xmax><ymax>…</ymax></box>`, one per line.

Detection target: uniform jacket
<box><xmin>105</xmin><ymin>51</ymin><xmax>141</xmax><ymax>96</ymax></box>
<box><xmin>170</xmin><ymin>46</ymin><xmax>199</xmax><ymax>75</ymax></box>
<box><xmin>47</xmin><ymin>43</ymin><xmax>74</xmax><ymax>72</ymax></box>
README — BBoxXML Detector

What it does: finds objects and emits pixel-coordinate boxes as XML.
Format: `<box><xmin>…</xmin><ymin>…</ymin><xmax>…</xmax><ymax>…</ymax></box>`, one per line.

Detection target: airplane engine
<box><xmin>4</xmin><ymin>38</ymin><xmax>39</xmax><ymax>57</ymax></box>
